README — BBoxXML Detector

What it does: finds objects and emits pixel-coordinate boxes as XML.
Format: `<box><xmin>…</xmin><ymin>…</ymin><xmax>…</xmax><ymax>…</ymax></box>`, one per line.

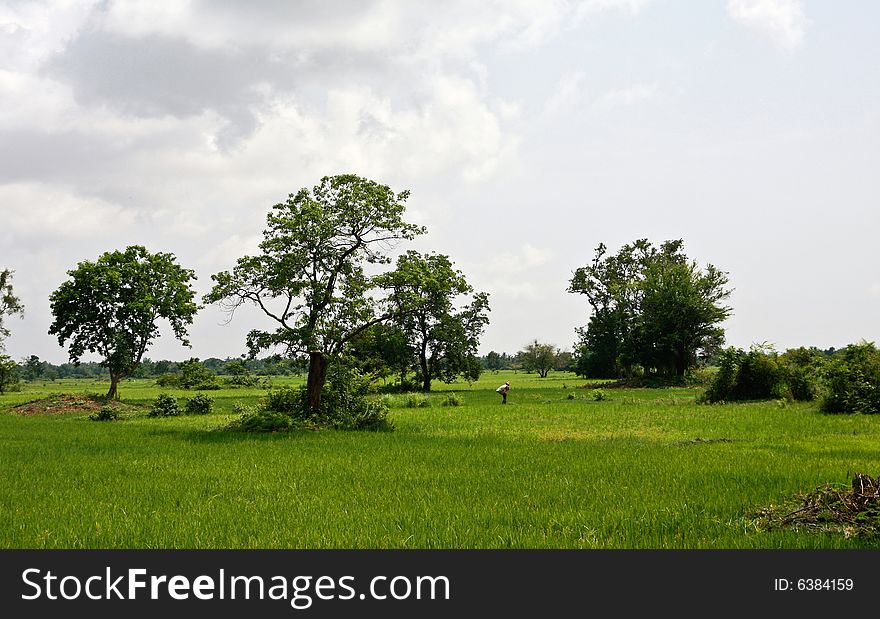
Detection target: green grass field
<box><xmin>2</xmin><ymin>371</ymin><xmax>879</xmax><ymax>549</ymax></box>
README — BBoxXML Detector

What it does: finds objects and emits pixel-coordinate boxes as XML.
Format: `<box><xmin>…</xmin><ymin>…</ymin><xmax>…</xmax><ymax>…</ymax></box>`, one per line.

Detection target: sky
<box><xmin>1</xmin><ymin>0</ymin><xmax>878</xmax><ymax>364</ymax></box>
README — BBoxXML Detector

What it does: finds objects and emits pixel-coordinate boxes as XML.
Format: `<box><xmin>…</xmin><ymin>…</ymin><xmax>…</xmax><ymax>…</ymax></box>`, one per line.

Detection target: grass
<box><xmin>1</xmin><ymin>371</ymin><xmax>880</xmax><ymax>548</ymax></box>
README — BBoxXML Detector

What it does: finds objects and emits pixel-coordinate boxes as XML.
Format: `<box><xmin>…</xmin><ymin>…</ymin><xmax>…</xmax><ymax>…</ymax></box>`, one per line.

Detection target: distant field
<box><xmin>2</xmin><ymin>371</ymin><xmax>879</xmax><ymax>549</ymax></box>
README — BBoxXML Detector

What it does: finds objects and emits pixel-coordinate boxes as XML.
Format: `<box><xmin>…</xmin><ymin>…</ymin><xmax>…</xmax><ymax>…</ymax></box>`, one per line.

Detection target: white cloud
<box><xmin>727</xmin><ymin>0</ymin><xmax>808</xmax><ymax>51</ymax></box>
<box><xmin>544</xmin><ymin>71</ymin><xmax>587</xmax><ymax>115</ymax></box>
<box><xmin>593</xmin><ymin>83</ymin><xmax>657</xmax><ymax>109</ymax></box>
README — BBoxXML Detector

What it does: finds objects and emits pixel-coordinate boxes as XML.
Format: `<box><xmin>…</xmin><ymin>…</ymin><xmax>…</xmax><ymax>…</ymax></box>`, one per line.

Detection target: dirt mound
<box><xmin>15</xmin><ymin>394</ymin><xmax>109</xmax><ymax>416</ymax></box>
<box><xmin>754</xmin><ymin>474</ymin><xmax>880</xmax><ymax>539</ymax></box>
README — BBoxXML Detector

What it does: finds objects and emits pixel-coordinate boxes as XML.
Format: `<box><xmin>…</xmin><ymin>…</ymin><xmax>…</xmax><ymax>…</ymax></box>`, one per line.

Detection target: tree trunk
<box><xmin>306</xmin><ymin>351</ymin><xmax>328</xmax><ymax>411</ymax></box>
<box><xmin>107</xmin><ymin>373</ymin><xmax>120</xmax><ymax>400</ymax></box>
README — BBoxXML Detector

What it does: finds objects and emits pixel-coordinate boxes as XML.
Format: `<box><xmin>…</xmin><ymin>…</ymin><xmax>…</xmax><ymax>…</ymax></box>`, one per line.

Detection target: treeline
<box><xmin>14</xmin><ymin>355</ymin><xmax>306</xmax><ymax>381</ymax></box>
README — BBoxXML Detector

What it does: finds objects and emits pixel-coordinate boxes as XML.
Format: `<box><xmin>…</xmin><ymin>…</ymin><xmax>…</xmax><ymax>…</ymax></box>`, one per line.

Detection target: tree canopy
<box><xmin>569</xmin><ymin>239</ymin><xmax>732</xmax><ymax>379</ymax></box>
<box><xmin>205</xmin><ymin>174</ymin><xmax>425</xmax><ymax>410</ymax></box>
<box><xmin>48</xmin><ymin>245</ymin><xmax>199</xmax><ymax>398</ymax></box>
<box><xmin>379</xmin><ymin>251</ymin><xmax>490</xmax><ymax>391</ymax></box>
<box><xmin>519</xmin><ymin>340</ymin><xmax>558</xmax><ymax>378</ymax></box>
<box><xmin>0</xmin><ymin>269</ymin><xmax>24</xmax><ymax>349</ymax></box>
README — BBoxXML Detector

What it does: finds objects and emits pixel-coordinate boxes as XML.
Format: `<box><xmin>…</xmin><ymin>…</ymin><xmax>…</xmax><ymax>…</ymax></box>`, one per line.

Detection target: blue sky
<box><xmin>1</xmin><ymin>0</ymin><xmax>878</xmax><ymax>362</ymax></box>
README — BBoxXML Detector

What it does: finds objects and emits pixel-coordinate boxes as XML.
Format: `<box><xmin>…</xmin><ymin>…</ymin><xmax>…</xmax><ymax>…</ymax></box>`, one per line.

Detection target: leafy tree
<box><xmin>0</xmin><ymin>269</ymin><xmax>24</xmax><ymax>349</ymax></box>
<box><xmin>48</xmin><ymin>246</ymin><xmax>199</xmax><ymax>399</ymax></box>
<box><xmin>21</xmin><ymin>355</ymin><xmax>44</xmax><ymax>381</ymax></box>
<box><xmin>380</xmin><ymin>251</ymin><xmax>489</xmax><ymax>391</ymax></box>
<box><xmin>347</xmin><ymin>323</ymin><xmax>413</xmax><ymax>383</ymax></box>
<box><xmin>205</xmin><ymin>174</ymin><xmax>424</xmax><ymax>411</ymax></box>
<box><xmin>570</xmin><ymin>239</ymin><xmax>732</xmax><ymax>379</ymax></box>
<box><xmin>0</xmin><ymin>355</ymin><xmax>19</xmax><ymax>393</ymax></box>
<box><xmin>519</xmin><ymin>340</ymin><xmax>558</xmax><ymax>378</ymax></box>
<box><xmin>554</xmin><ymin>350</ymin><xmax>574</xmax><ymax>372</ymax></box>
<box><xmin>484</xmin><ymin>351</ymin><xmax>503</xmax><ymax>372</ymax></box>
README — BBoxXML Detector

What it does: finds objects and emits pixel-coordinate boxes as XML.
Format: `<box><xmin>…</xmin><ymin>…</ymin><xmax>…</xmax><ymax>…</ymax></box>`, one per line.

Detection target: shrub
<box><xmin>266</xmin><ymin>387</ymin><xmax>301</xmax><ymax>413</ymax></box>
<box><xmin>567</xmin><ymin>392</ymin><xmax>576</xmax><ymax>400</ymax></box>
<box><xmin>185</xmin><ymin>393</ymin><xmax>213</xmax><ymax>415</ymax></box>
<box><xmin>177</xmin><ymin>359</ymin><xmax>222</xmax><ymax>390</ymax></box>
<box><xmin>149</xmin><ymin>393</ymin><xmax>181</xmax><ymax>417</ymax></box>
<box><xmin>404</xmin><ymin>393</ymin><xmax>429</xmax><ymax>408</ymax></box>
<box><xmin>703</xmin><ymin>346</ymin><xmax>786</xmax><ymax>403</ymax></box>
<box><xmin>308</xmin><ymin>364</ymin><xmax>392</xmax><ymax>430</ymax></box>
<box><xmin>88</xmin><ymin>405</ymin><xmax>119</xmax><ymax>421</ymax></box>
<box><xmin>779</xmin><ymin>347</ymin><xmax>825</xmax><ymax>402</ymax></box>
<box><xmin>441</xmin><ymin>393</ymin><xmax>463</xmax><ymax>407</ymax></box>
<box><xmin>225</xmin><ymin>408</ymin><xmax>293</xmax><ymax>432</ymax></box>
<box><xmin>155</xmin><ymin>372</ymin><xmax>181</xmax><ymax>388</ymax></box>
<box><xmin>821</xmin><ymin>342</ymin><xmax>880</xmax><ymax>415</ymax></box>
<box><xmin>591</xmin><ymin>389</ymin><xmax>608</xmax><ymax>401</ymax></box>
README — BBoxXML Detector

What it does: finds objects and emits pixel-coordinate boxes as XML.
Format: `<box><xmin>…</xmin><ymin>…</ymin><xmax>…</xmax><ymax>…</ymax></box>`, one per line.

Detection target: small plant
<box><xmin>567</xmin><ymin>392</ymin><xmax>576</xmax><ymax>400</ymax></box>
<box><xmin>441</xmin><ymin>393</ymin><xmax>463</xmax><ymax>407</ymax></box>
<box><xmin>88</xmin><ymin>405</ymin><xmax>119</xmax><ymax>421</ymax></box>
<box><xmin>226</xmin><ymin>408</ymin><xmax>293</xmax><ymax>433</ymax></box>
<box><xmin>266</xmin><ymin>387</ymin><xmax>301</xmax><ymax>413</ymax></box>
<box><xmin>149</xmin><ymin>393</ymin><xmax>181</xmax><ymax>417</ymax></box>
<box><xmin>185</xmin><ymin>393</ymin><xmax>213</xmax><ymax>415</ymax></box>
<box><xmin>591</xmin><ymin>389</ymin><xmax>608</xmax><ymax>401</ymax></box>
<box><xmin>404</xmin><ymin>393</ymin><xmax>429</xmax><ymax>408</ymax></box>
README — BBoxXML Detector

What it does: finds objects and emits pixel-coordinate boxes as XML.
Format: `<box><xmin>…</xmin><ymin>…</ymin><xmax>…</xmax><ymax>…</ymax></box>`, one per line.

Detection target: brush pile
<box><xmin>754</xmin><ymin>474</ymin><xmax>880</xmax><ymax>538</ymax></box>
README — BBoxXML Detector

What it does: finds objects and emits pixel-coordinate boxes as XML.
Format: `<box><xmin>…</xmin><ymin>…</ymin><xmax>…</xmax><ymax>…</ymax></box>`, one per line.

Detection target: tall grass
<box><xmin>1</xmin><ymin>372</ymin><xmax>879</xmax><ymax>548</ymax></box>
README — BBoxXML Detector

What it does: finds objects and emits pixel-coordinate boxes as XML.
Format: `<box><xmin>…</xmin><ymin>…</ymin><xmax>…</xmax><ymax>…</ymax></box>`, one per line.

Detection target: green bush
<box><xmin>404</xmin><ymin>393</ymin><xmax>429</xmax><ymax>408</ymax></box>
<box><xmin>149</xmin><ymin>393</ymin><xmax>181</xmax><ymax>417</ymax></box>
<box><xmin>184</xmin><ymin>393</ymin><xmax>213</xmax><ymax>415</ymax></box>
<box><xmin>88</xmin><ymin>405</ymin><xmax>119</xmax><ymax>421</ymax></box>
<box><xmin>0</xmin><ymin>355</ymin><xmax>21</xmax><ymax>393</ymax></box>
<box><xmin>266</xmin><ymin>387</ymin><xmax>301</xmax><ymax>413</ymax></box>
<box><xmin>567</xmin><ymin>392</ymin><xmax>576</xmax><ymax>400</ymax></box>
<box><xmin>155</xmin><ymin>372</ymin><xmax>181</xmax><ymax>388</ymax></box>
<box><xmin>591</xmin><ymin>389</ymin><xmax>608</xmax><ymax>401</ymax></box>
<box><xmin>821</xmin><ymin>342</ymin><xmax>880</xmax><ymax>414</ymax></box>
<box><xmin>703</xmin><ymin>346</ymin><xmax>786</xmax><ymax>403</ymax></box>
<box><xmin>441</xmin><ymin>393</ymin><xmax>463</xmax><ymax>407</ymax></box>
<box><xmin>225</xmin><ymin>407</ymin><xmax>293</xmax><ymax>432</ymax></box>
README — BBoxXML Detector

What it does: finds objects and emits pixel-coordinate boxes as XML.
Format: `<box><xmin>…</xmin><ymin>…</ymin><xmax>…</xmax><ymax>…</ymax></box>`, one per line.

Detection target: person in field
<box><xmin>496</xmin><ymin>381</ymin><xmax>511</xmax><ymax>404</ymax></box>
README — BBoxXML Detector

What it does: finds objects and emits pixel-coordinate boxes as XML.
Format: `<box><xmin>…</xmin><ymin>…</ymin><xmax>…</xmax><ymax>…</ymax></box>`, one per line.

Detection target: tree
<box><xmin>519</xmin><ymin>340</ymin><xmax>558</xmax><ymax>378</ymax></box>
<box><xmin>380</xmin><ymin>251</ymin><xmax>489</xmax><ymax>391</ymax></box>
<box><xmin>205</xmin><ymin>174</ymin><xmax>425</xmax><ymax>411</ymax></box>
<box><xmin>484</xmin><ymin>351</ymin><xmax>503</xmax><ymax>372</ymax></box>
<box><xmin>21</xmin><ymin>355</ymin><xmax>44</xmax><ymax>381</ymax></box>
<box><xmin>48</xmin><ymin>246</ymin><xmax>199</xmax><ymax>399</ymax></box>
<box><xmin>570</xmin><ymin>239</ymin><xmax>731</xmax><ymax>378</ymax></box>
<box><xmin>347</xmin><ymin>323</ymin><xmax>413</xmax><ymax>383</ymax></box>
<box><xmin>0</xmin><ymin>269</ymin><xmax>24</xmax><ymax>349</ymax></box>
<box><xmin>0</xmin><ymin>355</ymin><xmax>19</xmax><ymax>393</ymax></box>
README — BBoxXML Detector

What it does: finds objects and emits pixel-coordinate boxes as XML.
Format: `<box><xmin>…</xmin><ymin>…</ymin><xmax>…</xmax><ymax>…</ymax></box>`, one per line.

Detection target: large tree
<box><xmin>380</xmin><ymin>251</ymin><xmax>489</xmax><ymax>391</ymax></box>
<box><xmin>0</xmin><ymin>269</ymin><xmax>24</xmax><ymax>349</ymax></box>
<box><xmin>569</xmin><ymin>239</ymin><xmax>731</xmax><ymax>378</ymax></box>
<box><xmin>205</xmin><ymin>174</ymin><xmax>425</xmax><ymax>411</ymax></box>
<box><xmin>49</xmin><ymin>246</ymin><xmax>199</xmax><ymax>398</ymax></box>
<box><xmin>519</xmin><ymin>340</ymin><xmax>558</xmax><ymax>378</ymax></box>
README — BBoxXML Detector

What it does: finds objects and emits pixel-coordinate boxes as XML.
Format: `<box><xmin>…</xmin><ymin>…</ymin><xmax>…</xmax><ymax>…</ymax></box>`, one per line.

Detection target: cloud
<box><xmin>544</xmin><ymin>71</ymin><xmax>587</xmax><ymax>115</ymax></box>
<box><xmin>593</xmin><ymin>83</ymin><xmax>657</xmax><ymax>109</ymax></box>
<box><xmin>727</xmin><ymin>0</ymin><xmax>808</xmax><ymax>51</ymax></box>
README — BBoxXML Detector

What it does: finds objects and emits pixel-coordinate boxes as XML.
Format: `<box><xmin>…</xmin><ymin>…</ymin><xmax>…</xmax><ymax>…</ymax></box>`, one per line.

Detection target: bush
<box><xmin>821</xmin><ymin>342</ymin><xmax>880</xmax><ymax>415</ymax></box>
<box><xmin>149</xmin><ymin>393</ymin><xmax>181</xmax><ymax>417</ymax></box>
<box><xmin>184</xmin><ymin>393</ymin><xmax>213</xmax><ymax>415</ymax></box>
<box><xmin>88</xmin><ymin>405</ymin><xmax>119</xmax><ymax>421</ymax></box>
<box><xmin>779</xmin><ymin>347</ymin><xmax>825</xmax><ymax>402</ymax></box>
<box><xmin>155</xmin><ymin>372</ymin><xmax>181</xmax><ymax>388</ymax></box>
<box><xmin>403</xmin><ymin>393</ymin><xmax>431</xmax><ymax>408</ymax></box>
<box><xmin>591</xmin><ymin>389</ymin><xmax>608</xmax><ymax>401</ymax></box>
<box><xmin>225</xmin><ymin>407</ymin><xmax>293</xmax><ymax>432</ymax></box>
<box><xmin>441</xmin><ymin>393</ymin><xmax>463</xmax><ymax>407</ymax></box>
<box><xmin>567</xmin><ymin>392</ymin><xmax>576</xmax><ymax>400</ymax></box>
<box><xmin>0</xmin><ymin>355</ymin><xmax>21</xmax><ymax>393</ymax></box>
<box><xmin>703</xmin><ymin>346</ymin><xmax>786</xmax><ymax>403</ymax></box>
<box><xmin>229</xmin><ymin>363</ymin><xmax>392</xmax><ymax>432</ymax></box>
<box><xmin>177</xmin><ymin>359</ymin><xmax>222</xmax><ymax>390</ymax></box>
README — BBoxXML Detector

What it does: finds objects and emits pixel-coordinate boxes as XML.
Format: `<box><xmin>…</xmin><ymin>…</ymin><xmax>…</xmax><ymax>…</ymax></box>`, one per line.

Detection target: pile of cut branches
<box><xmin>754</xmin><ymin>474</ymin><xmax>880</xmax><ymax>539</ymax></box>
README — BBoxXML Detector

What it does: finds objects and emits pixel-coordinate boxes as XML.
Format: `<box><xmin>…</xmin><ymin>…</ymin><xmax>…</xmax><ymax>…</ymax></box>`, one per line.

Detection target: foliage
<box><xmin>591</xmin><ymin>389</ymin><xmax>608</xmax><ymax>402</ymax></box>
<box><xmin>0</xmin><ymin>269</ymin><xmax>24</xmax><ymax>349</ymax></box>
<box><xmin>0</xmin><ymin>355</ymin><xmax>21</xmax><ymax>393</ymax></box>
<box><xmin>404</xmin><ymin>393</ymin><xmax>431</xmax><ymax>408</ymax></box>
<box><xmin>48</xmin><ymin>246</ymin><xmax>198</xmax><ymax>399</ymax></box>
<box><xmin>177</xmin><ymin>358</ymin><xmax>221</xmax><ymax>390</ymax></box>
<box><xmin>379</xmin><ymin>251</ymin><xmax>489</xmax><ymax>391</ymax></box>
<box><xmin>149</xmin><ymin>393</ymin><xmax>181</xmax><ymax>417</ymax></box>
<box><xmin>570</xmin><ymin>239</ymin><xmax>731</xmax><ymax>379</ymax></box>
<box><xmin>702</xmin><ymin>346</ymin><xmax>782</xmax><ymax>402</ymax></box>
<box><xmin>519</xmin><ymin>340</ymin><xmax>558</xmax><ymax>378</ymax></box>
<box><xmin>184</xmin><ymin>393</ymin><xmax>214</xmax><ymax>415</ymax></box>
<box><xmin>779</xmin><ymin>347</ymin><xmax>825</xmax><ymax>402</ymax></box>
<box><xmin>155</xmin><ymin>373</ymin><xmax>181</xmax><ymax>388</ymax></box>
<box><xmin>225</xmin><ymin>406</ymin><xmax>293</xmax><ymax>433</ymax></box>
<box><xmin>441</xmin><ymin>393</ymin><xmax>463</xmax><ymax>407</ymax></box>
<box><xmin>821</xmin><ymin>342</ymin><xmax>880</xmax><ymax>415</ymax></box>
<box><xmin>89</xmin><ymin>405</ymin><xmax>119</xmax><ymax>422</ymax></box>
<box><xmin>346</xmin><ymin>323</ymin><xmax>412</xmax><ymax>382</ymax></box>
<box><xmin>205</xmin><ymin>174</ymin><xmax>425</xmax><ymax>412</ymax></box>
